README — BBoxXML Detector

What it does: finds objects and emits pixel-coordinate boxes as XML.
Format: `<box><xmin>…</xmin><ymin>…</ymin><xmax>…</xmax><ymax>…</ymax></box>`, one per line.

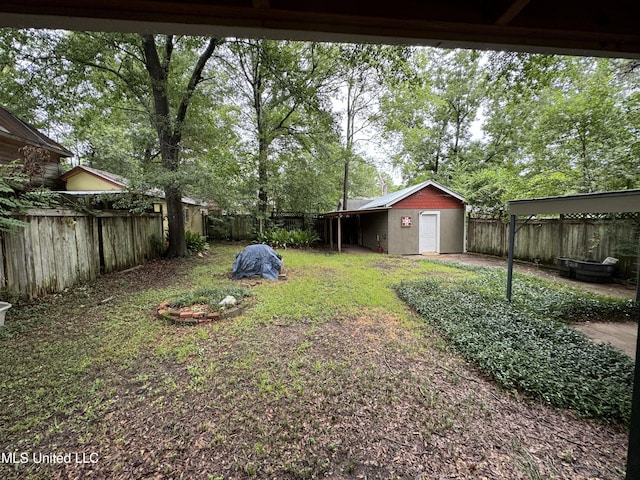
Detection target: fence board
<box><xmin>0</xmin><ymin>209</ymin><xmax>162</xmax><ymax>299</ymax></box>
<box><xmin>39</xmin><ymin>218</ymin><xmax>57</xmax><ymax>293</ymax></box>
<box><xmin>27</xmin><ymin>219</ymin><xmax>41</xmax><ymax>297</ymax></box>
<box><xmin>208</xmin><ymin>212</ymin><xmax>322</xmax><ymax>241</ymax></box>
<box><xmin>52</xmin><ymin>218</ymin><xmax>68</xmax><ymax>292</ymax></box>
<box><xmin>467</xmin><ymin>216</ymin><xmax>639</xmax><ymax>280</ymax></box>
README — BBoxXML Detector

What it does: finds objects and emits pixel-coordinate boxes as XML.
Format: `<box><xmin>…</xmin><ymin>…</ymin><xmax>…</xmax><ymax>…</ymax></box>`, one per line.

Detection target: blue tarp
<box><xmin>232</xmin><ymin>244</ymin><xmax>282</xmax><ymax>281</ymax></box>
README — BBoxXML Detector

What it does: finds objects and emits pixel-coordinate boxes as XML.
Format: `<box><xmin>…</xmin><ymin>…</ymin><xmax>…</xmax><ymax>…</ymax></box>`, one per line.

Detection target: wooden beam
<box><xmin>329</xmin><ymin>217</ymin><xmax>333</xmax><ymax>250</ymax></box>
<box><xmin>495</xmin><ymin>0</ymin><xmax>530</xmax><ymax>26</ymax></box>
<box><xmin>509</xmin><ymin>190</ymin><xmax>640</xmax><ymax>216</ymax></box>
<box><xmin>1</xmin><ymin>1</ymin><xmax>639</xmax><ymax>58</ymax></box>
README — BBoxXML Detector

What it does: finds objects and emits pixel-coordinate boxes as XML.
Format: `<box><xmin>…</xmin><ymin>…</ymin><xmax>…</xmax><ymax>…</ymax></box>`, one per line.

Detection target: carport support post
<box><xmin>506</xmin><ymin>214</ymin><xmax>516</xmax><ymax>302</ymax></box>
<box><xmin>337</xmin><ymin>214</ymin><xmax>342</xmax><ymax>253</ymax></box>
<box><xmin>628</xmin><ymin>238</ymin><xmax>640</xmax><ymax>479</ymax></box>
<box><xmin>329</xmin><ymin>217</ymin><xmax>333</xmax><ymax>250</ymax></box>
<box><xmin>629</xmin><ymin>330</ymin><xmax>640</xmax><ymax>478</ymax></box>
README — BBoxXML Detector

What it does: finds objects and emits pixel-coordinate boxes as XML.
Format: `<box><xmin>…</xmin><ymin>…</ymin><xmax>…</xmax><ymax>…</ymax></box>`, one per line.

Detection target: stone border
<box><xmin>157</xmin><ymin>298</ymin><xmax>251</xmax><ymax>325</ymax></box>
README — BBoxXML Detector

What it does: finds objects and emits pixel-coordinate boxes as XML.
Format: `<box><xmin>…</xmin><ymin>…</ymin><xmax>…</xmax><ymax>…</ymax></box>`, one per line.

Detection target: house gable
<box><xmin>392</xmin><ymin>185</ymin><xmax>464</xmax><ymax>210</ymax></box>
<box><xmin>61</xmin><ymin>166</ymin><xmax>125</xmax><ymax>191</ymax></box>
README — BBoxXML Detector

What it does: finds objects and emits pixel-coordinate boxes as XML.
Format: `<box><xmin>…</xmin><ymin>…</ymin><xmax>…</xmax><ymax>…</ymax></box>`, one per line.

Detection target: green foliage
<box><xmin>396</xmin><ymin>271</ymin><xmax>635</xmax><ymax>424</ymax></box>
<box><xmin>90</xmin><ymin>192</ymin><xmax>155</xmax><ymax>214</ymax></box>
<box><xmin>149</xmin><ymin>233</ymin><xmax>165</xmax><ymax>256</ymax></box>
<box><xmin>0</xmin><ymin>162</ymin><xmax>59</xmax><ymax>232</ymax></box>
<box><xmin>185</xmin><ymin>230</ymin><xmax>208</xmax><ymax>253</ymax></box>
<box><xmin>169</xmin><ymin>285</ymin><xmax>253</xmax><ymax>309</ymax></box>
<box><xmin>257</xmin><ymin>227</ymin><xmax>319</xmax><ymax>249</ymax></box>
<box><xmin>380</xmin><ymin>48</ymin><xmax>484</xmax><ymax>183</ymax></box>
<box><xmin>451</xmin><ymin>264</ymin><xmax>638</xmax><ymax>321</ymax></box>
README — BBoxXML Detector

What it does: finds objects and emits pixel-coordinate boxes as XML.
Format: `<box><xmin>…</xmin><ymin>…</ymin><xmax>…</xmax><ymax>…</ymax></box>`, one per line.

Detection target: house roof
<box><xmin>509</xmin><ymin>188</ymin><xmax>640</xmax><ymax>216</ymax></box>
<box><xmin>337</xmin><ymin>197</ymin><xmax>375</xmax><ymax>211</ymax></box>
<box><xmin>358</xmin><ymin>180</ymin><xmax>465</xmax><ymax>210</ymax></box>
<box><xmin>0</xmin><ymin>107</ymin><xmax>72</xmax><ymax>158</ymax></box>
<box><xmin>60</xmin><ymin>165</ymin><xmax>129</xmax><ymax>188</ymax></box>
<box><xmin>324</xmin><ymin>180</ymin><xmax>465</xmax><ymax>217</ymax></box>
<box><xmin>60</xmin><ymin>165</ymin><xmax>208</xmax><ymax>207</ymax></box>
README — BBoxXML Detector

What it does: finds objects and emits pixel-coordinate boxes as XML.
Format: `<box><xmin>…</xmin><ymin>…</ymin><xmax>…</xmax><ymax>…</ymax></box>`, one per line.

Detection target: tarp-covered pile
<box><xmin>231</xmin><ymin>244</ymin><xmax>282</xmax><ymax>281</ymax></box>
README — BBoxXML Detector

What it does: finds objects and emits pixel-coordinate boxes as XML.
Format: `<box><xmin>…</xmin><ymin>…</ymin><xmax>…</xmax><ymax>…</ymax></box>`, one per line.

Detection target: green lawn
<box><xmin>0</xmin><ymin>244</ymin><xmax>632</xmax><ymax>479</ymax></box>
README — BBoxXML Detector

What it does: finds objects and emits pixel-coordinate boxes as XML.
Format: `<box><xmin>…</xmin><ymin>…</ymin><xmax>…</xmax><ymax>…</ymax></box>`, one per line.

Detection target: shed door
<box><xmin>419</xmin><ymin>213</ymin><xmax>438</xmax><ymax>253</ymax></box>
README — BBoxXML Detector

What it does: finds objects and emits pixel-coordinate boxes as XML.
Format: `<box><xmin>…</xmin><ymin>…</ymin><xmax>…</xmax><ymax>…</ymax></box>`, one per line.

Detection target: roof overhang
<box><xmin>508</xmin><ymin>189</ymin><xmax>640</xmax><ymax>216</ymax></box>
<box><xmin>1</xmin><ymin>1</ymin><xmax>639</xmax><ymax>59</ymax></box>
<box><xmin>322</xmin><ymin>207</ymin><xmax>389</xmax><ymax>218</ymax></box>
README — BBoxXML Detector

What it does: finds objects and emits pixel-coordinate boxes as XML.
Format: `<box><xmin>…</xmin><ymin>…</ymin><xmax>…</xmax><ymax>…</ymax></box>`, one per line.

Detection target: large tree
<box><xmin>55</xmin><ymin>32</ymin><xmax>223</xmax><ymax>256</ymax></box>
<box><xmin>140</xmin><ymin>34</ymin><xmax>222</xmax><ymax>256</ymax></box>
<box><xmin>332</xmin><ymin>43</ymin><xmax>409</xmax><ymax>209</ymax></box>
<box><xmin>221</xmin><ymin>39</ymin><xmax>337</xmax><ymax>218</ymax></box>
<box><xmin>380</xmin><ymin>48</ymin><xmax>484</xmax><ymax>184</ymax></box>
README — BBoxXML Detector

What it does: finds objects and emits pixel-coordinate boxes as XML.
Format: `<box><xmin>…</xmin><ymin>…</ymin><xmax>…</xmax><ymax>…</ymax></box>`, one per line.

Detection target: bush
<box><xmin>185</xmin><ymin>230</ymin><xmax>207</xmax><ymax>253</ymax></box>
<box><xmin>396</xmin><ymin>275</ymin><xmax>635</xmax><ymax>424</ymax></box>
<box><xmin>257</xmin><ymin>227</ymin><xmax>319</xmax><ymax>249</ymax></box>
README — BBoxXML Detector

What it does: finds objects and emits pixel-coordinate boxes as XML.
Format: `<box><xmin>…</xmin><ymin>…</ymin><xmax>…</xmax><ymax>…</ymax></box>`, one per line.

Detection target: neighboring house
<box><xmin>60</xmin><ymin>165</ymin><xmax>209</xmax><ymax>238</ymax></box>
<box><xmin>324</xmin><ymin>180</ymin><xmax>466</xmax><ymax>255</ymax></box>
<box><xmin>0</xmin><ymin>107</ymin><xmax>72</xmax><ymax>189</ymax></box>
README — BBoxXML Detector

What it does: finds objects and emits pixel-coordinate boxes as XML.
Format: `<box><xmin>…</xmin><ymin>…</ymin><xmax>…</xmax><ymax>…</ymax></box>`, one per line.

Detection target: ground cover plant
<box><xmin>0</xmin><ymin>244</ymin><xmax>631</xmax><ymax>479</ymax></box>
<box><xmin>396</xmin><ymin>273</ymin><xmax>635</xmax><ymax>423</ymax></box>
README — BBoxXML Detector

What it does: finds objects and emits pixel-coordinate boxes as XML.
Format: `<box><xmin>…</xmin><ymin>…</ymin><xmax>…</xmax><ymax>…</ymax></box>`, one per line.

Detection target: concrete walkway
<box><xmin>573</xmin><ymin>322</ymin><xmax>637</xmax><ymax>361</ymax></box>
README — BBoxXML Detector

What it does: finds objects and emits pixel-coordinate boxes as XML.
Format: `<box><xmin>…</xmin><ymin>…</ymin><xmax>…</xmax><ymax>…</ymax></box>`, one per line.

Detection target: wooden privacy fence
<box><xmin>208</xmin><ymin>212</ymin><xmax>322</xmax><ymax>241</ymax></box>
<box><xmin>0</xmin><ymin>208</ymin><xmax>163</xmax><ymax>299</ymax></box>
<box><xmin>467</xmin><ymin>215</ymin><xmax>640</xmax><ymax>281</ymax></box>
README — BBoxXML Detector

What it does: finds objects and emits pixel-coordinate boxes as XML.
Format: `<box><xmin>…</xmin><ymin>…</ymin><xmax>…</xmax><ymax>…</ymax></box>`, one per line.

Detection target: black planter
<box><xmin>557</xmin><ymin>257</ymin><xmax>615</xmax><ymax>283</ymax></box>
<box><xmin>557</xmin><ymin>257</ymin><xmax>573</xmax><ymax>278</ymax></box>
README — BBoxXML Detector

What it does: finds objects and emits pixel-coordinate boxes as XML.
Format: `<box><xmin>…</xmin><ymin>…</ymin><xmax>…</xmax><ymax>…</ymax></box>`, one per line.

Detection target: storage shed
<box><xmin>323</xmin><ymin>180</ymin><xmax>466</xmax><ymax>255</ymax></box>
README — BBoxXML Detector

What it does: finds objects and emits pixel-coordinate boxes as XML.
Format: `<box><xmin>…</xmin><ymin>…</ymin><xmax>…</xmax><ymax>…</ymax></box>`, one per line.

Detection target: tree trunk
<box><xmin>342</xmin><ymin>157</ymin><xmax>349</xmax><ymax>210</ymax></box>
<box><xmin>257</xmin><ymin>135</ymin><xmax>269</xmax><ymax>216</ymax></box>
<box><xmin>165</xmin><ymin>183</ymin><xmax>186</xmax><ymax>257</ymax></box>
<box><xmin>140</xmin><ymin>34</ymin><xmax>219</xmax><ymax>257</ymax></box>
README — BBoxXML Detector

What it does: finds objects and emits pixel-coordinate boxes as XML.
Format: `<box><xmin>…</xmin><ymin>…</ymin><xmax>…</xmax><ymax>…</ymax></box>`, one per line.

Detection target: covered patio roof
<box><xmin>506</xmin><ymin>189</ymin><xmax>640</xmax><ymax>302</ymax></box>
<box><xmin>1</xmin><ymin>1</ymin><xmax>639</xmax><ymax>59</ymax></box>
<box><xmin>509</xmin><ymin>188</ymin><xmax>640</xmax><ymax>216</ymax></box>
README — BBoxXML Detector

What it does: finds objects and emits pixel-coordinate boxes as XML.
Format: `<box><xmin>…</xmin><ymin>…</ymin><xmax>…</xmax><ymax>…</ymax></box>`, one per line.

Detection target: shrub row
<box><xmin>396</xmin><ymin>276</ymin><xmax>635</xmax><ymax>424</ymax></box>
<box><xmin>257</xmin><ymin>227</ymin><xmax>319</xmax><ymax>249</ymax></box>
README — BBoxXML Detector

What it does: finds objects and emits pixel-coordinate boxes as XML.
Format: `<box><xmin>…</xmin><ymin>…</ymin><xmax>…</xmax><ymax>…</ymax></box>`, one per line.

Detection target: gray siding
<box><xmin>387</xmin><ymin>208</ymin><xmax>465</xmax><ymax>254</ymax></box>
<box><xmin>439</xmin><ymin>208</ymin><xmax>465</xmax><ymax>253</ymax></box>
<box><xmin>361</xmin><ymin>211</ymin><xmax>388</xmax><ymax>252</ymax></box>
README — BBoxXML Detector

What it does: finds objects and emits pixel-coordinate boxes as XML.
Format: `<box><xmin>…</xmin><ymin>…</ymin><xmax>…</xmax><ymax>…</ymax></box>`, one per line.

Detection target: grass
<box><xmin>0</xmin><ymin>243</ymin><xmax>633</xmax><ymax>479</ymax></box>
